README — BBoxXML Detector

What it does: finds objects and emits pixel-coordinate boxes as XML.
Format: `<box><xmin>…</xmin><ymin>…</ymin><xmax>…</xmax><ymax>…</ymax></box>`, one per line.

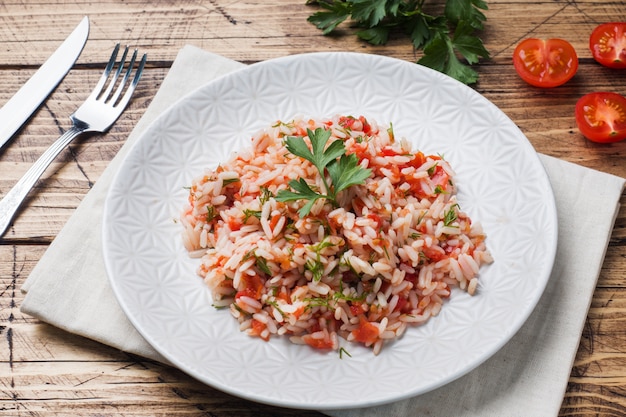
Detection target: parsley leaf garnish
<box><xmin>288</xmin><ymin>128</ymin><xmax>346</xmax><ymax>176</ymax></box>
<box><xmin>305</xmin><ymin>0</ymin><xmax>490</xmax><ymax>85</ymax></box>
<box><xmin>275</xmin><ymin>178</ymin><xmax>328</xmax><ymax>218</ymax></box>
<box><xmin>327</xmin><ymin>153</ymin><xmax>372</xmax><ymax>194</ymax></box>
<box><xmin>276</xmin><ymin>127</ymin><xmax>372</xmax><ymax>216</ymax></box>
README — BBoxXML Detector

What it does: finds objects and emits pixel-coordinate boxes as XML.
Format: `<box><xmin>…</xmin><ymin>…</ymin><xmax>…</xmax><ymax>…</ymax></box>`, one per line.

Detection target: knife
<box><xmin>0</xmin><ymin>16</ymin><xmax>89</xmax><ymax>150</ymax></box>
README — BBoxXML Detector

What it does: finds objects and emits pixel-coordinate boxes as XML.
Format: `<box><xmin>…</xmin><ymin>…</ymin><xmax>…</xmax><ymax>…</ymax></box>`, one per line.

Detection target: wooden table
<box><xmin>1</xmin><ymin>1</ymin><xmax>625</xmax><ymax>415</ymax></box>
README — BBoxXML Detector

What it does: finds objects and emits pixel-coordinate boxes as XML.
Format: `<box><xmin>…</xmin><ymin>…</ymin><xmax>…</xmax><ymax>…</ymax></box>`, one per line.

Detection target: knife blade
<box><xmin>0</xmin><ymin>16</ymin><xmax>89</xmax><ymax>150</ymax></box>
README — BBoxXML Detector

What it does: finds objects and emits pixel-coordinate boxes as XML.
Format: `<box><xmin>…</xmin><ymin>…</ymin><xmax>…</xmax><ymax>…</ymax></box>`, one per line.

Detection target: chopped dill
<box><xmin>241</xmin><ymin>249</ymin><xmax>255</xmax><ymax>263</ymax></box>
<box><xmin>333</xmin><ymin>287</ymin><xmax>366</xmax><ymax>303</ymax></box>
<box><xmin>339</xmin><ymin>347</ymin><xmax>352</xmax><ymax>359</ymax></box>
<box><xmin>222</xmin><ymin>177</ymin><xmax>240</xmax><ymax>186</ymax></box>
<box><xmin>304</xmin><ymin>296</ymin><xmax>330</xmax><ymax>309</ymax></box>
<box><xmin>433</xmin><ymin>185</ymin><xmax>448</xmax><ymax>194</ymax></box>
<box><xmin>256</xmin><ymin>257</ymin><xmax>272</xmax><ymax>275</ymax></box>
<box><xmin>272</xmin><ymin>120</ymin><xmax>296</xmax><ymax>129</ymax></box>
<box><xmin>304</xmin><ymin>237</ymin><xmax>339</xmax><ymax>282</ymax></box>
<box><xmin>387</xmin><ymin>122</ymin><xmax>394</xmax><ymax>140</ymax></box>
<box><xmin>305</xmin><ymin>258</ymin><xmax>324</xmax><ymax>282</ymax></box>
<box><xmin>259</xmin><ymin>186</ymin><xmax>273</xmax><ymax>205</ymax></box>
<box><xmin>443</xmin><ymin>204</ymin><xmax>460</xmax><ymax>227</ymax></box>
<box><xmin>266</xmin><ymin>300</ymin><xmax>286</xmax><ymax>317</ymax></box>
<box><xmin>382</xmin><ymin>243</ymin><xmax>390</xmax><ymax>260</ymax></box>
<box><xmin>206</xmin><ymin>205</ymin><xmax>217</xmax><ymax>222</ymax></box>
<box><xmin>243</xmin><ymin>209</ymin><xmax>261</xmax><ymax>222</ymax></box>
<box><xmin>427</xmin><ymin>163</ymin><xmax>438</xmax><ymax>176</ymax></box>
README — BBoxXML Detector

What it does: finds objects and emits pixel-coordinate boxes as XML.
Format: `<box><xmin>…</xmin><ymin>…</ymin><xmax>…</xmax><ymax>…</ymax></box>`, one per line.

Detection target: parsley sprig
<box><xmin>276</xmin><ymin>127</ymin><xmax>372</xmax><ymax>216</ymax></box>
<box><xmin>305</xmin><ymin>0</ymin><xmax>490</xmax><ymax>85</ymax></box>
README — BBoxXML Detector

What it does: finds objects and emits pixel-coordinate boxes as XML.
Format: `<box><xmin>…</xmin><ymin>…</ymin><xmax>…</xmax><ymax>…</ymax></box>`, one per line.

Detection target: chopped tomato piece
<box><xmin>359</xmin><ymin>116</ymin><xmax>372</xmax><ymax>135</ymax></box>
<box><xmin>292</xmin><ymin>305</ymin><xmax>306</xmax><ymax>319</ymax></box>
<box><xmin>404</xmin><ymin>272</ymin><xmax>419</xmax><ymax>286</ymax></box>
<box><xmin>303</xmin><ymin>335</ymin><xmax>334</xmax><ymax>350</ymax></box>
<box><xmin>512</xmin><ymin>38</ymin><xmax>578</xmax><ymax>87</ymax></box>
<box><xmin>380</xmin><ymin>147</ymin><xmax>401</xmax><ymax>157</ymax></box>
<box><xmin>406</xmin><ymin>151</ymin><xmax>426</xmax><ymax>169</ymax></box>
<box><xmin>276</xmin><ymin>288</ymin><xmax>291</xmax><ymax>303</ymax></box>
<box><xmin>269</xmin><ymin>213</ymin><xmax>282</xmax><ymax>230</ymax></box>
<box><xmin>590</xmin><ymin>22</ymin><xmax>626</xmax><ymax>69</ymax></box>
<box><xmin>422</xmin><ymin>246</ymin><xmax>446</xmax><ymax>262</ymax></box>
<box><xmin>250</xmin><ymin>319</ymin><xmax>269</xmax><ymax>341</ymax></box>
<box><xmin>349</xmin><ymin>303</ymin><xmax>364</xmax><ymax>316</ymax></box>
<box><xmin>575</xmin><ymin>92</ymin><xmax>626</xmax><ymax>143</ymax></box>
<box><xmin>339</xmin><ymin>115</ymin><xmax>356</xmax><ymax>127</ymax></box>
<box><xmin>352</xmin><ymin>317</ymin><xmax>379</xmax><ymax>345</ymax></box>
<box><xmin>429</xmin><ymin>165</ymin><xmax>450</xmax><ymax>190</ymax></box>
<box><xmin>366</xmin><ymin>213</ymin><xmax>382</xmax><ymax>228</ymax></box>
<box><xmin>235</xmin><ymin>273</ymin><xmax>264</xmax><ymax>300</ymax></box>
<box><xmin>228</xmin><ymin>217</ymin><xmax>242</xmax><ymax>231</ymax></box>
<box><xmin>350</xmin><ymin>141</ymin><xmax>370</xmax><ymax>163</ymax></box>
<box><xmin>394</xmin><ymin>296</ymin><xmax>409</xmax><ymax>313</ymax></box>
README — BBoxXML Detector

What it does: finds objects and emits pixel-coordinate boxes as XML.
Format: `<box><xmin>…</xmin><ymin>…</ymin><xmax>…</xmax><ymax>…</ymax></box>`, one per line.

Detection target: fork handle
<box><xmin>0</xmin><ymin>125</ymin><xmax>84</xmax><ymax>236</ymax></box>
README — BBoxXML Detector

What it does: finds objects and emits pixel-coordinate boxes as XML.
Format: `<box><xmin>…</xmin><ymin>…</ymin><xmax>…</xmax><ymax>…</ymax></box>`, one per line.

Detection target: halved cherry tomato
<box><xmin>512</xmin><ymin>38</ymin><xmax>578</xmax><ymax>87</ymax></box>
<box><xmin>575</xmin><ymin>92</ymin><xmax>626</xmax><ymax>143</ymax></box>
<box><xmin>590</xmin><ymin>22</ymin><xmax>626</xmax><ymax>69</ymax></box>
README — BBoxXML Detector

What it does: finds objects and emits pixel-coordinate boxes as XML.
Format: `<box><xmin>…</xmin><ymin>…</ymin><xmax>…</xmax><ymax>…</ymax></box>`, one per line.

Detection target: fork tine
<box><xmin>0</xmin><ymin>43</ymin><xmax>147</xmax><ymax>236</ymax></box>
<box><xmin>88</xmin><ymin>43</ymin><xmax>121</xmax><ymax>101</ymax></box>
<box><xmin>101</xmin><ymin>45</ymin><xmax>129</xmax><ymax>101</ymax></box>
<box><xmin>116</xmin><ymin>52</ymin><xmax>147</xmax><ymax>109</ymax></box>
<box><xmin>109</xmin><ymin>48</ymin><xmax>137</xmax><ymax>105</ymax></box>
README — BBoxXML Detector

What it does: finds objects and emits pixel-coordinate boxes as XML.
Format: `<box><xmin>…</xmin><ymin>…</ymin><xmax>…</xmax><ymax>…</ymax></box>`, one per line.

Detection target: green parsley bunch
<box><xmin>305</xmin><ymin>0</ymin><xmax>490</xmax><ymax>85</ymax></box>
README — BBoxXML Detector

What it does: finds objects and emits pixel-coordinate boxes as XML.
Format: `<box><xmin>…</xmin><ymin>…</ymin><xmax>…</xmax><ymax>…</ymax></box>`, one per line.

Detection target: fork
<box><xmin>0</xmin><ymin>43</ymin><xmax>146</xmax><ymax>237</ymax></box>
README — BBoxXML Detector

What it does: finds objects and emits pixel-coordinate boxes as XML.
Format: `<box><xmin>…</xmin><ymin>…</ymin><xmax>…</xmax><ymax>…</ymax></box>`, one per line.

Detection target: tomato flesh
<box><xmin>303</xmin><ymin>335</ymin><xmax>334</xmax><ymax>350</ymax></box>
<box><xmin>513</xmin><ymin>38</ymin><xmax>578</xmax><ymax>87</ymax></box>
<box><xmin>575</xmin><ymin>92</ymin><xmax>626</xmax><ymax>143</ymax></box>
<box><xmin>235</xmin><ymin>273</ymin><xmax>264</xmax><ymax>300</ymax></box>
<box><xmin>351</xmin><ymin>316</ymin><xmax>379</xmax><ymax>346</ymax></box>
<box><xmin>590</xmin><ymin>22</ymin><xmax>626</xmax><ymax>69</ymax></box>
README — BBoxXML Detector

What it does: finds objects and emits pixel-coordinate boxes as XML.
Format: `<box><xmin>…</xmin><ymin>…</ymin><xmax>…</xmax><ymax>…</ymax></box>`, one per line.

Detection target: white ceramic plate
<box><xmin>102</xmin><ymin>52</ymin><xmax>557</xmax><ymax>410</ymax></box>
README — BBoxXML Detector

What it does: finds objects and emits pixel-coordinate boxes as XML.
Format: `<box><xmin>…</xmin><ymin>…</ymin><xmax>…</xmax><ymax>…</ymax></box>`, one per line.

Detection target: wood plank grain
<box><xmin>0</xmin><ymin>66</ymin><xmax>162</xmax><ymax>240</ymax></box>
<box><xmin>0</xmin><ymin>1</ymin><xmax>621</xmax><ymax>65</ymax></box>
<box><xmin>4</xmin><ymin>361</ymin><xmax>324</xmax><ymax>416</ymax></box>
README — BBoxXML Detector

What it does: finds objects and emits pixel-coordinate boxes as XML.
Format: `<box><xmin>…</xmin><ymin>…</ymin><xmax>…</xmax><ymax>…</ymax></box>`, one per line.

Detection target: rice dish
<box><xmin>180</xmin><ymin>115</ymin><xmax>493</xmax><ymax>354</ymax></box>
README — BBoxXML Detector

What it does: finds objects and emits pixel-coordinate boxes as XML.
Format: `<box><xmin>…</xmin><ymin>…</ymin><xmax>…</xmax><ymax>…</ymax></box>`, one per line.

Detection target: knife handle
<box><xmin>0</xmin><ymin>126</ymin><xmax>83</xmax><ymax>236</ymax></box>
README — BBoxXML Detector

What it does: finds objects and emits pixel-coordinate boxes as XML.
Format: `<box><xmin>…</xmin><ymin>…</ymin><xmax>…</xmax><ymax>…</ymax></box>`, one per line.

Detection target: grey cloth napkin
<box><xmin>21</xmin><ymin>45</ymin><xmax>626</xmax><ymax>417</ymax></box>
